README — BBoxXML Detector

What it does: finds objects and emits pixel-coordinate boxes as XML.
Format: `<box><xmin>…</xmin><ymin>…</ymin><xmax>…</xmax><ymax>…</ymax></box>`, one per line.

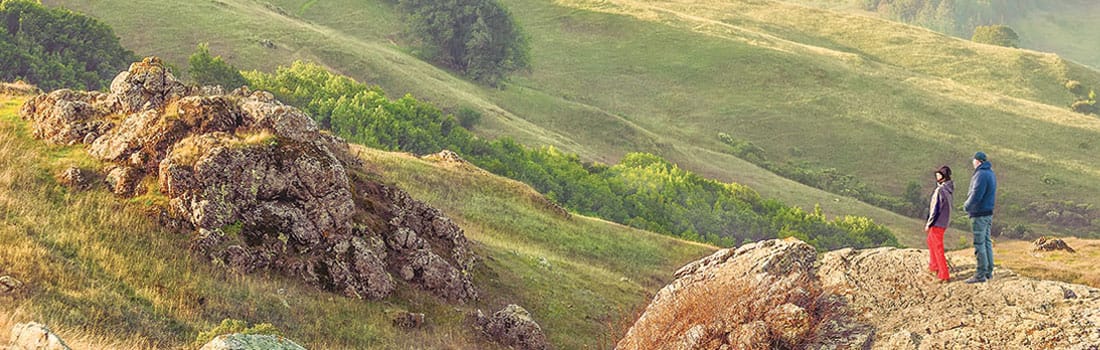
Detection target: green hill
<box><xmin>0</xmin><ymin>92</ymin><xmax>712</xmax><ymax>348</ymax></box>
<box><xmin>39</xmin><ymin>0</ymin><xmax>1100</xmax><ymax>243</ymax></box>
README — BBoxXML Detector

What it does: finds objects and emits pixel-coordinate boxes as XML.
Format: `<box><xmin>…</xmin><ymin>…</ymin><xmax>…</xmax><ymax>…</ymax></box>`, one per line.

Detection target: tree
<box><xmin>971</xmin><ymin>24</ymin><xmax>1019</xmax><ymax>48</ymax></box>
<box><xmin>188</xmin><ymin>43</ymin><xmax>246</xmax><ymax>89</ymax></box>
<box><xmin>0</xmin><ymin>0</ymin><xmax>135</xmax><ymax>91</ymax></box>
<box><xmin>398</xmin><ymin>0</ymin><xmax>530</xmax><ymax>86</ymax></box>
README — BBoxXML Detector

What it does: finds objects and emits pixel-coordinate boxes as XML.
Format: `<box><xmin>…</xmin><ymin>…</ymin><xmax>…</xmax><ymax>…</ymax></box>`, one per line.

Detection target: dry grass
<box><xmin>618</xmin><ymin>273</ymin><xmax>846</xmax><ymax>350</ymax></box>
<box><xmin>988</xmin><ymin>237</ymin><xmax>1100</xmax><ymax>288</ymax></box>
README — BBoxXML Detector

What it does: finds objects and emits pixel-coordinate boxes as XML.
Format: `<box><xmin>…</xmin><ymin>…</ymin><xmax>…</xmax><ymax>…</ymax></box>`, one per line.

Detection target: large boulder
<box><xmin>19</xmin><ymin>57</ymin><xmax>476</xmax><ymax>303</ymax></box>
<box><xmin>199</xmin><ymin>334</ymin><xmax>306</xmax><ymax>350</ymax></box>
<box><xmin>619</xmin><ymin>238</ymin><xmax>1100</xmax><ymax>349</ymax></box>
<box><xmin>8</xmin><ymin>322</ymin><xmax>70</xmax><ymax>350</ymax></box>
<box><xmin>617</xmin><ymin>238</ymin><xmax>870</xmax><ymax>350</ymax></box>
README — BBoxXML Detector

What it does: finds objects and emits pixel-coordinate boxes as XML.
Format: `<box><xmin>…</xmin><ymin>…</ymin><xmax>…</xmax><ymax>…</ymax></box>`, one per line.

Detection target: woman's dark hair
<box><xmin>936</xmin><ymin>165</ymin><xmax>952</xmax><ymax>181</ymax></box>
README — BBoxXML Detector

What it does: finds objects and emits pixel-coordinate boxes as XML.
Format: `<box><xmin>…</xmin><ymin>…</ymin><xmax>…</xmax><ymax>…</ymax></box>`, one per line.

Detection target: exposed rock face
<box><xmin>617</xmin><ymin>238</ymin><xmax>871</xmax><ymax>350</ymax></box>
<box><xmin>1033</xmin><ymin>236</ymin><xmax>1076</xmax><ymax>253</ymax></box>
<box><xmin>477</xmin><ymin>304</ymin><xmax>549</xmax><ymax>350</ymax></box>
<box><xmin>620</xmin><ymin>238</ymin><xmax>1100</xmax><ymax>349</ymax></box>
<box><xmin>18</xmin><ymin>57</ymin><xmax>476</xmax><ymax>303</ymax></box>
<box><xmin>7</xmin><ymin>322</ymin><xmax>71</xmax><ymax>350</ymax></box>
<box><xmin>199</xmin><ymin>334</ymin><xmax>306</xmax><ymax>350</ymax></box>
<box><xmin>820</xmin><ymin>246</ymin><xmax>1100</xmax><ymax>349</ymax></box>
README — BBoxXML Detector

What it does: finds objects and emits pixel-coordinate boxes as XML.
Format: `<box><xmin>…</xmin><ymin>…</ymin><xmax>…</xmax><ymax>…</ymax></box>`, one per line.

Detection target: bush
<box><xmin>0</xmin><ymin>0</ymin><xmax>136</xmax><ymax>91</ymax></box>
<box><xmin>971</xmin><ymin>24</ymin><xmax>1019</xmax><ymax>48</ymax></box>
<box><xmin>456</xmin><ymin>106</ymin><xmax>483</xmax><ymax>129</ymax></box>
<box><xmin>1066</xmin><ymin>80</ymin><xmax>1086</xmax><ymax>96</ymax></box>
<box><xmin>397</xmin><ymin>0</ymin><xmax>530</xmax><ymax>86</ymax></box>
<box><xmin>188</xmin><ymin>43</ymin><xmax>247</xmax><ymax>89</ymax></box>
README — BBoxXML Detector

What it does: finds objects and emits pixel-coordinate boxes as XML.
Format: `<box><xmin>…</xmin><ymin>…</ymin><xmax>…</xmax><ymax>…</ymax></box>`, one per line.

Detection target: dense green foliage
<box><xmin>0</xmin><ymin>0</ymin><xmax>135</xmax><ymax>91</ymax></box>
<box><xmin>245</xmin><ymin>62</ymin><xmax>898</xmax><ymax>249</ymax></box>
<box><xmin>395</xmin><ymin>0</ymin><xmax>530</xmax><ymax>86</ymax></box>
<box><xmin>719</xmin><ymin>133</ymin><xmax>926</xmax><ymax>219</ymax></box>
<box><xmin>187</xmin><ymin>43</ymin><xmax>247</xmax><ymax>89</ymax></box>
<box><xmin>971</xmin><ymin>24</ymin><xmax>1019</xmax><ymax>47</ymax></box>
<box><xmin>861</xmin><ymin>0</ymin><xmax>1039</xmax><ymax>37</ymax></box>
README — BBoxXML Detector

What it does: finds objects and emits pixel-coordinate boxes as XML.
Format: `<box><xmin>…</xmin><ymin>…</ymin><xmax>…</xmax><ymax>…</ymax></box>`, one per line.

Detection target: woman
<box><xmin>926</xmin><ymin>165</ymin><xmax>954</xmax><ymax>282</ymax></box>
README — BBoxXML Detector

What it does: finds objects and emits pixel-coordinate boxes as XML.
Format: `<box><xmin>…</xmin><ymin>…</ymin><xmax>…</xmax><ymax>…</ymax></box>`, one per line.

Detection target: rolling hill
<box><xmin>38</xmin><ymin>0</ymin><xmax>1100</xmax><ymax>242</ymax></box>
<box><xmin>0</xmin><ymin>91</ymin><xmax>712</xmax><ymax>349</ymax></box>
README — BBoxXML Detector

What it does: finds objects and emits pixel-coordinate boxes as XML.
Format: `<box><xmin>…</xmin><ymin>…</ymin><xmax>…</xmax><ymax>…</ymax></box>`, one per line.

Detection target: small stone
<box><xmin>392</xmin><ymin>311</ymin><xmax>426</xmax><ymax>329</ymax></box>
<box><xmin>0</xmin><ymin>275</ymin><xmax>23</xmax><ymax>294</ymax></box>
<box><xmin>199</xmin><ymin>334</ymin><xmax>305</xmax><ymax>350</ymax></box>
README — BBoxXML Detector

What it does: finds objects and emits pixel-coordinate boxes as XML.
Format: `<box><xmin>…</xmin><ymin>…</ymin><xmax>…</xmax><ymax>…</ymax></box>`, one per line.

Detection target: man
<box><xmin>964</xmin><ymin>151</ymin><xmax>997</xmax><ymax>284</ymax></box>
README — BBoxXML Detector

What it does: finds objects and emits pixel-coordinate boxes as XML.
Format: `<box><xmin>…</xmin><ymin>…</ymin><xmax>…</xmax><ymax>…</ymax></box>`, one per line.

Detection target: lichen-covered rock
<box><xmin>199</xmin><ymin>334</ymin><xmax>305</xmax><ymax>350</ymax></box>
<box><xmin>0</xmin><ymin>275</ymin><xmax>23</xmax><ymax>294</ymax></box>
<box><xmin>393</xmin><ymin>311</ymin><xmax>426</xmax><ymax>329</ymax></box>
<box><xmin>8</xmin><ymin>322</ymin><xmax>71</xmax><ymax>350</ymax></box>
<box><xmin>18</xmin><ymin>57</ymin><xmax>476</xmax><ymax>303</ymax></box>
<box><xmin>1033</xmin><ymin>236</ymin><xmax>1077</xmax><ymax>253</ymax></box>
<box><xmin>478</xmin><ymin>304</ymin><xmax>549</xmax><ymax>350</ymax></box>
<box><xmin>56</xmin><ymin>167</ymin><xmax>92</xmax><ymax>190</ymax></box>
<box><xmin>104</xmin><ymin>166</ymin><xmax>144</xmax><ymax>196</ymax></box>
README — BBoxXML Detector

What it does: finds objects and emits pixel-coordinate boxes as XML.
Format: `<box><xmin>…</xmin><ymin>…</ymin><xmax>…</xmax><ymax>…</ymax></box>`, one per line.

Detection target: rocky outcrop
<box><xmin>617</xmin><ymin>238</ymin><xmax>870</xmax><ymax>350</ymax></box>
<box><xmin>19</xmin><ymin>57</ymin><xmax>476</xmax><ymax>303</ymax></box>
<box><xmin>199</xmin><ymin>334</ymin><xmax>306</xmax><ymax>350</ymax></box>
<box><xmin>7</xmin><ymin>322</ymin><xmax>71</xmax><ymax>350</ymax></box>
<box><xmin>620</xmin><ymin>238</ymin><xmax>1100</xmax><ymax>349</ymax></box>
<box><xmin>476</xmin><ymin>304</ymin><xmax>549</xmax><ymax>350</ymax></box>
<box><xmin>1033</xmin><ymin>236</ymin><xmax>1076</xmax><ymax>253</ymax></box>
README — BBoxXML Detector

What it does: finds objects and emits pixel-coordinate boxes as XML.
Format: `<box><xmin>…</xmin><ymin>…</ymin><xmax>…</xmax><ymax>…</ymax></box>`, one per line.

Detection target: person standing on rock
<box><xmin>926</xmin><ymin>165</ymin><xmax>953</xmax><ymax>283</ymax></box>
<box><xmin>964</xmin><ymin>152</ymin><xmax>997</xmax><ymax>284</ymax></box>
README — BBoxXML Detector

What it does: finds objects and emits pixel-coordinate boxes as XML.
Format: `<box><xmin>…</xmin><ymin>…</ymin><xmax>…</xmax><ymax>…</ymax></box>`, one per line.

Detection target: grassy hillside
<box><xmin>0</xmin><ymin>93</ymin><xmax>713</xmax><ymax>348</ymax></box>
<box><xmin>40</xmin><ymin>0</ymin><xmax>1100</xmax><ymax>244</ymax></box>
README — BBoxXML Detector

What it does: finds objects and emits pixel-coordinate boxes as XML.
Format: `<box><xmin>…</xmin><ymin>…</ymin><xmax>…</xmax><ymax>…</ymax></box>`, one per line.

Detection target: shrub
<box><xmin>971</xmin><ymin>25</ymin><xmax>1019</xmax><ymax>48</ymax></box>
<box><xmin>456</xmin><ymin>106</ymin><xmax>483</xmax><ymax>129</ymax></box>
<box><xmin>1066</xmin><ymin>80</ymin><xmax>1086</xmax><ymax>96</ymax></box>
<box><xmin>188</xmin><ymin>43</ymin><xmax>247</xmax><ymax>89</ymax></box>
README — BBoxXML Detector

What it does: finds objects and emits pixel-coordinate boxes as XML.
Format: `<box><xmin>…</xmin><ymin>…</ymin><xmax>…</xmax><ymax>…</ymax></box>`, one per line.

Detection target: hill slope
<box><xmin>0</xmin><ymin>92</ymin><xmax>713</xmax><ymax>349</ymax></box>
<box><xmin>40</xmin><ymin>0</ymin><xmax>1100</xmax><ymax>242</ymax></box>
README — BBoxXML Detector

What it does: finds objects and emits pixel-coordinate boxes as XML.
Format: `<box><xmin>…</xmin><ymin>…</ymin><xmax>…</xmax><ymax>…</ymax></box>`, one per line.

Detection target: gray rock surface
<box><xmin>19</xmin><ymin>57</ymin><xmax>476</xmax><ymax>303</ymax></box>
<box><xmin>619</xmin><ymin>238</ymin><xmax>1100</xmax><ymax>349</ymax></box>
<box><xmin>0</xmin><ymin>276</ymin><xmax>21</xmax><ymax>294</ymax></box>
<box><xmin>7</xmin><ymin>322</ymin><xmax>70</xmax><ymax>350</ymax></box>
<box><xmin>199</xmin><ymin>334</ymin><xmax>305</xmax><ymax>350</ymax></box>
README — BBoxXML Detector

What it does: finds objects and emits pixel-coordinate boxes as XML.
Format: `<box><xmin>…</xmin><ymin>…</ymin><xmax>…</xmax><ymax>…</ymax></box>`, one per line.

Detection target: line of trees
<box><xmin>0</xmin><ymin>0</ymin><xmax>135</xmax><ymax>91</ymax></box>
<box><xmin>244</xmin><ymin>62</ymin><xmax>899</xmax><ymax>250</ymax></box>
<box><xmin>861</xmin><ymin>0</ymin><xmax>1037</xmax><ymax>40</ymax></box>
